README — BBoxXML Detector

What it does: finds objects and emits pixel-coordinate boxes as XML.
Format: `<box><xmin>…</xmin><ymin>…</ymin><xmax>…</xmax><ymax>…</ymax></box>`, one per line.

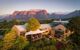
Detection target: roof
<box><xmin>13</xmin><ymin>24</ymin><xmax>51</xmax><ymax>34</ymax></box>
<box><xmin>25</xmin><ymin>29</ymin><xmax>44</xmax><ymax>35</ymax></box>
<box><xmin>40</xmin><ymin>24</ymin><xmax>51</xmax><ymax>29</ymax></box>
<box><xmin>25</xmin><ymin>24</ymin><xmax>51</xmax><ymax>36</ymax></box>
<box><xmin>14</xmin><ymin>25</ymin><xmax>26</xmax><ymax>31</ymax></box>
<box><xmin>51</xmin><ymin>20</ymin><xmax>68</xmax><ymax>27</ymax></box>
<box><xmin>53</xmin><ymin>21</ymin><xmax>69</xmax><ymax>23</ymax></box>
<box><xmin>54</xmin><ymin>24</ymin><xmax>66</xmax><ymax>31</ymax></box>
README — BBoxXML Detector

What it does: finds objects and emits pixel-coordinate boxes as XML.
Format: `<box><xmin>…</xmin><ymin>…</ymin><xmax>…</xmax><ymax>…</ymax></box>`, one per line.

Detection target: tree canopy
<box><xmin>67</xmin><ymin>16</ymin><xmax>80</xmax><ymax>46</ymax></box>
<box><xmin>27</xmin><ymin>17</ymin><xmax>40</xmax><ymax>31</ymax></box>
<box><xmin>67</xmin><ymin>17</ymin><xmax>80</xmax><ymax>33</ymax></box>
<box><xmin>1</xmin><ymin>28</ymin><xmax>29</xmax><ymax>50</ymax></box>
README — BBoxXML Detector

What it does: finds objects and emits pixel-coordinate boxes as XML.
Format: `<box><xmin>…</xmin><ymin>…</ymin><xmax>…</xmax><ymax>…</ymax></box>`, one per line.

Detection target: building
<box><xmin>53</xmin><ymin>24</ymin><xmax>72</xmax><ymax>41</ymax></box>
<box><xmin>12</xmin><ymin>25</ymin><xmax>26</xmax><ymax>36</ymax></box>
<box><xmin>12</xmin><ymin>24</ymin><xmax>52</xmax><ymax>41</ymax></box>
<box><xmin>12</xmin><ymin>22</ymin><xmax>72</xmax><ymax>42</ymax></box>
<box><xmin>25</xmin><ymin>24</ymin><xmax>52</xmax><ymax>41</ymax></box>
<box><xmin>25</xmin><ymin>29</ymin><xmax>44</xmax><ymax>41</ymax></box>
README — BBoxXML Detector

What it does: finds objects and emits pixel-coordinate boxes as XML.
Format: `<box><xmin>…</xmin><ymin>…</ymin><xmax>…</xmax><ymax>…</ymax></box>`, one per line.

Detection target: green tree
<box><xmin>67</xmin><ymin>17</ymin><xmax>80</xmax><ymax>32</ymax></box>
<box><xmin>1</xmin><ymin>31</ymin><xmax>17</xmax><ymax>50</ymax></box>
<box><xmin>1</xmin><ymin>28</ymin><xmax>29</xmax><ymax>50</ymax></box>
<box><xmin>27</xmin><ymin>17</ymin><xmax>40</xmax><ymax>31</ymax></box>
<box><xmin>67</xmin><ymin>16</ymin><xmax>80</xmax><ymax>46</ymax></box>
<box><xmin>12</xmin><ymin>36</ymin><xmax>29</xmax><ymax>50</ymax></box>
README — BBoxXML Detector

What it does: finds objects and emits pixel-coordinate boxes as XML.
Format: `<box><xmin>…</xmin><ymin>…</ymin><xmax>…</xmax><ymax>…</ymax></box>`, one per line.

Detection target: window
<box><xmin>20</xmin><ymin>32</ymin><xmax>25</xmax><ymax>36</ymax></box>
<box><xmin>55</xmin><ymin>30</ymin><xmax>64</xmax><ymax>38</ymax></box>
<box><xmin>65</xmin><ymin>29</ymin><xmax>68</xmax><ymax>33</ymax></box>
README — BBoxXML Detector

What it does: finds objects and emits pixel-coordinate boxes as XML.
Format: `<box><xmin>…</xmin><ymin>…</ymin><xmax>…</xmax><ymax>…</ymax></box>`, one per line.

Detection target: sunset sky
<box><xmin>0</xmin><ymin>0</ymin><xmax>80</xmax><ymax>15</ymax></box>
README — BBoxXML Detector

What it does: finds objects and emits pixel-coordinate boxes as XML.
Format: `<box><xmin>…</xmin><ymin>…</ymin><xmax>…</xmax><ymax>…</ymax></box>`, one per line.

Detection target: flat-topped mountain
<box><xmin>0</xmin><ymin>10</ymin><xmax>80</xmax><ymax>21</ymax></box>
<box><xmin>3</xmin><ymin>9</ymin><xmax>49</xmax><ymax>21</ymax></box>
<box><xmin>13</xmin><ymin>9</ymin><xmax>48</xmax><ymax>16</ymax></box>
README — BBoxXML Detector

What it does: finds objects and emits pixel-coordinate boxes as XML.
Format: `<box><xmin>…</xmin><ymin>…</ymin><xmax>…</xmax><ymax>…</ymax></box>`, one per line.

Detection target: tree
<box><xmin>67</xmin><ymin>17</ymin><xmax>80</xmax><ymax>32</ymax></box>
<box><xmin>0</xmin><ymin>39</ymin><xmax>3</xmax><ymax>50</ymax></box>
<box><xmin>12</xmin><ymin>36</ymin><xmax>29</xmax><ymax>50</ymax></box>
<box><xmin>66</xmin><ymin>16</ymin><xmax>80</xmax><ymax>46</ymax></box>
<box><xmin>2</xmin><ymin>28</ymin><xmax>29</xmax><ymax>50</ymax></box>
<box><xmin>1</xmin><ymin>31</ymin><xmax>17</xmax><ymax>50</ymax></box>
<box><xmin>27</xmin><ymin>17</ymin><xmax>40</xmax><ymax>31</ymax></box>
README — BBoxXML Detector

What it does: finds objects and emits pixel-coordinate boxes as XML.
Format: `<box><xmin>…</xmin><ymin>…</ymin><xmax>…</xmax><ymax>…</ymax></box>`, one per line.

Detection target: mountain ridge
<box><xmin>0</xmin><ymin>10</ymin><xmax>80</xmax><ymax>21</ymax></box>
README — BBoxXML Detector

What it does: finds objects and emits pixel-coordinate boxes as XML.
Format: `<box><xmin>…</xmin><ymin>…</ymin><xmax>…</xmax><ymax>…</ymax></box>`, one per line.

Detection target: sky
<box><xmin>0</xmin><ymin>0</ymin><xmax>80</xmax><ymax>15</ymax></box>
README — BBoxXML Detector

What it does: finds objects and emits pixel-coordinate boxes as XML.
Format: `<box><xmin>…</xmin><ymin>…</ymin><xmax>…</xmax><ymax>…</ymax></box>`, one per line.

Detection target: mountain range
<box><xmin>0</xmin><ymin>10</ymin><xmax>80</xmax><ymax>21</ymax></box>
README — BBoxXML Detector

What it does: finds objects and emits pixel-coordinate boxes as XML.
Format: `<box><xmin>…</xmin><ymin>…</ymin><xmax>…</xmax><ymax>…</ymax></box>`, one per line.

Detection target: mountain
<box><xmin>62</xmin><ymin>10</ymin><xmax>80</xmax><ymax>20</ymax></box>
<box><xmin>2</xmin><ymin>9</ymin><xmax>49</xmax><ymax>21</ymax></box>
<box><xmin>49</xmin><ymin>10</ymin><xmax>80</xmax><ymax>20</ymax></box>
<box><xmin>49</xmin><ymin>13</ymin><xmax>65</xmax><ymax>19</ymax></box>
<box><xmin>13</xmin><ymin>9</ymin><xmax>49</xmax><ymax>20</ymax></box>
<box><xmin>0</xmin><ymin>10</ymin><xmax>80</xmax><ymax>21</ymax></box>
